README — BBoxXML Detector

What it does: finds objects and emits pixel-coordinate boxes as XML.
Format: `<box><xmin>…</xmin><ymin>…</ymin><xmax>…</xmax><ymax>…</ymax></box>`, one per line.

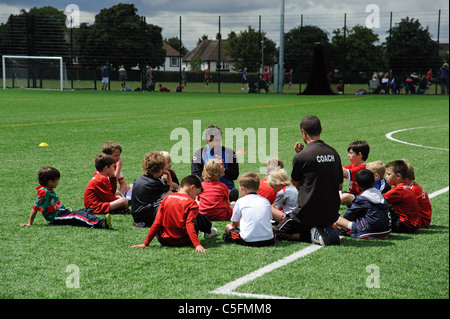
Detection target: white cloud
<box><xmin>0</xmin><ymin>3</ymin><xmax>28</xmax><ymax>24</ymax></box>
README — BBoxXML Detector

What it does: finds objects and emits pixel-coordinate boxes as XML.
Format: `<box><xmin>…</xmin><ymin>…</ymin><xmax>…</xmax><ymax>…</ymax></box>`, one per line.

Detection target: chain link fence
<box><xmin>1</xmin><ymin>7</ymin><xmax>448</xmax><ymax>94</ymax></box>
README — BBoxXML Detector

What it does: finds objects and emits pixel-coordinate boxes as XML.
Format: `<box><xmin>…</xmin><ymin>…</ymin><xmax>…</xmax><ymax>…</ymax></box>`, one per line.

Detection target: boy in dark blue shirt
<box><xmin>335</xmin><ymin>169</ymin><xmax>392</xmax><ymax>239</ymax></box>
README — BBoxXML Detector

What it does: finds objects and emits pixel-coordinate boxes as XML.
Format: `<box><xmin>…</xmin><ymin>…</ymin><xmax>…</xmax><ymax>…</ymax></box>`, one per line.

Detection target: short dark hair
<box><xmin>347</xmin><ymin>140</ymin><xmax>370</xmax><ymax>161</ymax></box>
<box><xmin>94</xmin><ymin>153</ymin><xmax>115</xmax><ymax>172</ymax></box>
<box><xmin>37</xmin><ymin>166</ymin><xmax>60</xmax><ymax>186</ymax></box>
<box><xmin>204</xmin><ymin>125</ymin><xmax>222</xmax><ymax>142</ymax></box>
<box><xmin>180</xmin><ymin>175</ymin><xmax>204</xmax><ymax>192</ymax></box>
<box><xmin>385</xmin><ymin>160</ymin><xmax>408</xmax><ymax>179</ymax></box>
<box><xmin>355</xmin><ymin>169</ymin><xmax>375</xmax><ymax>190</ymax></box>
<box><xmin>300</xmin><ymin>115</ymin><xmax>322</xmax><ymax>137</ymax></box>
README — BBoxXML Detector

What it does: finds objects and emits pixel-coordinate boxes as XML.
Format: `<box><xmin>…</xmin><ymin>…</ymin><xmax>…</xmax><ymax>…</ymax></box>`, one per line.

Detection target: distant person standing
<box><xmin>204</xmin><ymin>68</ymin><xmax>210</xmax><ymax>87</ymax></box>
<box><xmin>182</xmin><ymin>67</ymin><xmax>187</xmax><ymax>87</ymax></box>
<box><xmin>118</xmin><ymin>65</ymin><xmax>127</xmax><ymax>90</ymax></box>
<box><xmin>287</xmin><ymin>68</ymin><xmax>293</xmax><ymax>89</ymax></box>
<box><xmin>146</xmin><ymin>65</ymin><xmax>153</xmax><ymax>90</ymax></box>
<box><xmin>438</xmin><ymin>63</ymin><xmax>449</xmax><ymax>94</ymax></box>
<box><xmin>101</xmin><ymin>63</ymin><xmax>109</xmax><ymax>90</ymax></box>
<box><xmin>241</xmin><ymin>67</ymin><xmax>248</xmax><ymax>91</ymax></box>
<box><xmin>426</xmin><ymin>68</ymin><xmax>432</xmax><ymax>89</ymax></box>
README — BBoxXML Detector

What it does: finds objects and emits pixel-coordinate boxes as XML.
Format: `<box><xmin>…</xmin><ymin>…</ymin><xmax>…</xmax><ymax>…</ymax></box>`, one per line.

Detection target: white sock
<box><xmin>347</xmin><ymin>222</ymin><xmax>353</xmax><ymax>231</ymax></box>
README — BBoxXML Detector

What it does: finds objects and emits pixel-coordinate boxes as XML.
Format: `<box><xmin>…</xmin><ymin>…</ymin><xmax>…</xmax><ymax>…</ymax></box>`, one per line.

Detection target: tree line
<box><xmin>0</xmin><ymin>3</ymin><xmax>444</xmax><ymax>77</ymax></box>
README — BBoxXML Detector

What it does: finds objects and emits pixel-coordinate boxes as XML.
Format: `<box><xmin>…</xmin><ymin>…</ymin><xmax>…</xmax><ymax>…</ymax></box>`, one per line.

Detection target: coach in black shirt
<box><xmin>275</xmin><ymin>115</ymin><xmax>343</xmax><ymax>245</ymax></box>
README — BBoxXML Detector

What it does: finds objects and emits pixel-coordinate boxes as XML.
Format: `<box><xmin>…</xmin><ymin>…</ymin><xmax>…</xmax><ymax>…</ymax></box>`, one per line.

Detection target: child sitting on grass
<box><xmin>334</xmin><ymin>169</ymin><xmax>391</xmax><ymax>239</ymax></box>
<box><xmin>366</xmin><ymin>160</ymin><xmax>391</xmax><ymax>194</ymax></box>
<box><xmin>161</xmin><ymin>151</ymin><xmax>179</xmax><ymax>192</ymax></box>
<box><xmin>223</xmin><ymin>172</ymin><xmax>275</xmax><ymax>247</ymax></box>
<box><xmin>340</xmin><ymin>140</ymin><xmax>370</xmax><ymax>206</ymax></box>
<box><xmin>22</xmin><ymin>166</ymin><xmax>112</xmax><ymax>229</ymax></box>
<box><xmin>84</xmin><ymin>153</ymin><xmax>129</xmax><ymax>214</ymax></box>
<box><xmin>383</xmin><ymin>160</ymin><xmax>420</xmax><ymax>233</ymax></box>
<box><xmin>266</xmin><ymin>167</ymin><xmax>292</xmax><ymax>222</ymax></box>
<box><xmin>197</xmin><ymin>158</ymin><xmax>234</xmax><ymax>221</ymax></box>
<box><xmin>131</xmin><ymin>175</ymin><xmax>217</xmax><ymax>253</ymax></box>
<box><xmin>403</xmin><ymin>160</ymin><xmax>432</xmax><ymax>229</ymax></box>
<box><xmin>131</xmin><ymin>151</ymin><xmax>173</xmax><ymax>227</ymax></box>
<box><xmin>102</xmin><ymin>141</ymin><xmax>133</xmax><ymax>200</ymax></box>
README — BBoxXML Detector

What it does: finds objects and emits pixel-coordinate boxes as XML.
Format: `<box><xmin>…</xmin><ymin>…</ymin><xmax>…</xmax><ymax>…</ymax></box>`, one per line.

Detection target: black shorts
<box><xmin>274</xmin><ymin>213</ymin><xmax>313</xmax><ymax>242</ymax></box>
<box><xmin>223</xmin><ymin>228</ymin><xmax>275</xmax><ymax>247</ymax></box>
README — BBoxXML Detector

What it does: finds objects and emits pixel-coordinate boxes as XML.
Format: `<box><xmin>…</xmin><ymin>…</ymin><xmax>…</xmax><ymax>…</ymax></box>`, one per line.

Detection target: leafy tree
<box><xmin>226</xmin><ymin>26</ymin><xmax>277</xmax><ymax>72</ymax></box>
<box><xmin>165</xmin><ymin>36</ymin><xmax>188</xmax><ymax>56</ymax></box>
<box><xmin>331</xmin><ymin>25</ymin><xmax>386</xmax><ymax>76</ymax></box>
<box><xmin>189</xmin><ymin>55</ymin><xmax>203</xmax><ymax>71</ymax></box>
<box><xmin>76</xmin><ymin>3</ymin><xmax>164</xmax><ymax>69</ymax></box>
<box><xmin>384</xmin><ymin>17</ymin><xmax>439</xmax><ymax>74</ymax></box>
<box><xmin>284</xmin><ymin>25</ymin><xmax>330</xmax><ymax>74</ymax></box>
<box><xmin>197</xmin><ymin>34</ymin><xmax>208</xmax><ymax>45</ymax></box>
<box><xmin>0</xmin><ymin>6</ymin><xmax>68</xmax><ymax>57</ymax></box>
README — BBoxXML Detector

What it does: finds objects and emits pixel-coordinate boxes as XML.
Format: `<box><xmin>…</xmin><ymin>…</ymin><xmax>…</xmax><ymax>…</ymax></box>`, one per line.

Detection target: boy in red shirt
<box><xmin>383</xmin><ymin>160</ymin><xmax>420</xmax><ymax>233</ymax></box>
<box><xmin>340</xmin><ymin>140</ymin><xmax>370</xmax><ymax>206</ymax></box>
<box><xmin>84</xmin><ymin>153</ymin><xmax>129</xmax><ymax>214</ymax></box>
<box><xmin>132</xmin><ymin>175</ymin><xmax>217</xmax><ymax>253</ymax></box>
<box><xmin>102</xmin><ymin>141</ymin><xmax>132</xmax><ymax>198</ymax></box>
<box><xmin>404</xmin><ymin>160</ymin><xmax>432</xmax><ymax>228</ymax></box>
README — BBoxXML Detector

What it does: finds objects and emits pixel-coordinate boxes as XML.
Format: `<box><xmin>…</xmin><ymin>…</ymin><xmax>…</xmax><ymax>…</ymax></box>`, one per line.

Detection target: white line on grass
<box><xmin>429</xmin><ymin>187</ymin><xmax>449</xmax><ymax>198</ymax></box>
<box><xmin>385</xmin><ymin>126</ymin><xmax>449</xmax><ymax>151</ymax></box>
<box><xmin>210</xmin><ymin>245</ymin><xmax>322</xmax><ymax>299</ymax></box>
<box><xmin>386</xmin><ymin>125</ymin><xmax>449</xmax><ymax>199</ymax></box>
<box><xmin>210</xmin><ymin>126</ymin><xmax>449</xmax><ymax>299</ymax></box>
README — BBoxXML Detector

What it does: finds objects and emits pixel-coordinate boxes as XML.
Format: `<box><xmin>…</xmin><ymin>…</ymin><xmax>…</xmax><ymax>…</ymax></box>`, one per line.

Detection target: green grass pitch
<box><xmin>0</xmin><ymin>84</ymin><xmax>448</xmax><ymax>303</ymax></box>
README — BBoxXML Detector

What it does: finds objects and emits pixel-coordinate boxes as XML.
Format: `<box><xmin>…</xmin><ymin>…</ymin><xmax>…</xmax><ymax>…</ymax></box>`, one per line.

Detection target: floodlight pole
<box><xmin>277</xmin><ymin>0</ymin><xmax>285</xmax><ymax>93</ymax></box>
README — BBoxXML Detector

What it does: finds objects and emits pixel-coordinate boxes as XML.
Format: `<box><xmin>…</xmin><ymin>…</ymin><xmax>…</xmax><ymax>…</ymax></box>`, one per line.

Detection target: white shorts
<box><xmin>102</xmin><ymin>77</ymin><xmax>109</xmax><ymax>84</ymax></box>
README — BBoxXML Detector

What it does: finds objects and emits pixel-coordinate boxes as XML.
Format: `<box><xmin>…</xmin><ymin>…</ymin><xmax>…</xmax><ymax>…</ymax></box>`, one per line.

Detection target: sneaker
<box><xmin>133</xmin><ymin>221</ymin><xmax>146</xmax><ymax>228</ymax></box>
<box><xmin>314</xmin><ymin>225</ymin><xmax>341</xmax><ymax>246</ymax></box>
<box><xmin>105</xmin><ymin>213</ymin><xmax>112</xmax><ymax>229</ymax></box>
<box><xmin>310</xmin><ymin>227</ymin><xmax>325</xmax><ymax>246</ymax></box>
<box><xmin>204</xmin><ymin>227</ymin><xmax>218</xmax><ymax>239</ymax></box>
<box><xmin>222</xmin><ymin>232</ymin><xmax>233</xmax><ymax>243</ymax></box>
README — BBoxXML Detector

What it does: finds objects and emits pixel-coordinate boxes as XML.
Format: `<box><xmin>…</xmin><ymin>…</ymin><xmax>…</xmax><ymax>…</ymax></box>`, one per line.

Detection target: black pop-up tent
<box><xmin>300</xmin><ymin>42</ymin><xmax>335</xmax><ymax>95</ymax></box>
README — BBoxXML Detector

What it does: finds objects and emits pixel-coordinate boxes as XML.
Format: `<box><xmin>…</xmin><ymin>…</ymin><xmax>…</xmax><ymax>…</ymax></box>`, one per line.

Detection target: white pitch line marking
<box><xmin>210</xmin><ymin>245</ymin><xmax>322</xmax><ymax>299</ymax></box>
<box><xmin>385</xmin><ymin>126</ymin><xmax>449</xmax><ymax>151</ymax></box>
<box><xmin>429</xmin><ymin>186</ymin><xmax>449</xmax><ymax>198</ymax></box>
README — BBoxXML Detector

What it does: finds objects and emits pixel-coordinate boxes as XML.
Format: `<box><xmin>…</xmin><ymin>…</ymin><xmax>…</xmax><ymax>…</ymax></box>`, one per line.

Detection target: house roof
<box><xmin>163</xmin><ymin>42</ymin><xmax>181</xmax><ymax>57</ymax></box>
<box><xmin>184</xmin><ymin>39</ymin><xmax>230</xmax><ymax>62</ymax></box>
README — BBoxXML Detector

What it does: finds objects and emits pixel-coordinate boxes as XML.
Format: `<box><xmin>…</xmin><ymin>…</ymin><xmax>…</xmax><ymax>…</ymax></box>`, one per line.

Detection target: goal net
<box><xmin>2</xmin><ymin>55</ymin><xmax>69</xmax><ymax>91</ymax></box>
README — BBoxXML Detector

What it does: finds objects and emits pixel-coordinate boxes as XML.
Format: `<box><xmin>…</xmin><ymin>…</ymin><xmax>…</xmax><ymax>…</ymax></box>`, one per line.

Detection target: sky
<box><xmin>0</xmin><ymin>0</ymin><xmax>448</xmax><ymax>49</ymax></box>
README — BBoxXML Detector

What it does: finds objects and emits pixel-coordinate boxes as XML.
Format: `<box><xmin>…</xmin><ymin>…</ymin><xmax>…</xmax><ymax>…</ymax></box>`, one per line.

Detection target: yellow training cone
<box><xmin>39</xmin><ymin>142</ymin><xmax>49</xmax><ymax>147</ymax></box>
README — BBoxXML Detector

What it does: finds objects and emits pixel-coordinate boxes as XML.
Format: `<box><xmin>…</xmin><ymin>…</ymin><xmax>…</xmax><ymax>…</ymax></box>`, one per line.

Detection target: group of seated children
<box><xmin>23</xmin><ymin>139</ymin><xmax>432</xmax><ymax>253</ymax></box>
<box><xmin>336</xmin><ymin>140</ymin><xmax>432</xmax><ymax>238</ymax></box>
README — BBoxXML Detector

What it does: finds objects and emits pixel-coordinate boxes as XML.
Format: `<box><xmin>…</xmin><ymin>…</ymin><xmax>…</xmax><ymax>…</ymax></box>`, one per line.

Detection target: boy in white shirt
<box><xmin>223</xmin><ymin>172</ymin><xmax>275</xmax><ymax>247</ymax></box>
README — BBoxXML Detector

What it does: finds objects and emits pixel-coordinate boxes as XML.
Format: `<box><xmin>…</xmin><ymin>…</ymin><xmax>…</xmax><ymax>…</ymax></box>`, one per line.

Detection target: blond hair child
<box><xmin>268</xmin><ymin>167</ymin><xmax>298</xmax><ymax>220</ymax></box>
<box><xmin>366</xmin><ymin>161</ymin><xmax>391</xmax><ymax>194</ymax></box>
<box><xmin>197</xmin><ymin>158</ymin><xmax>234</xmax><ymax>220</ymax></box>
